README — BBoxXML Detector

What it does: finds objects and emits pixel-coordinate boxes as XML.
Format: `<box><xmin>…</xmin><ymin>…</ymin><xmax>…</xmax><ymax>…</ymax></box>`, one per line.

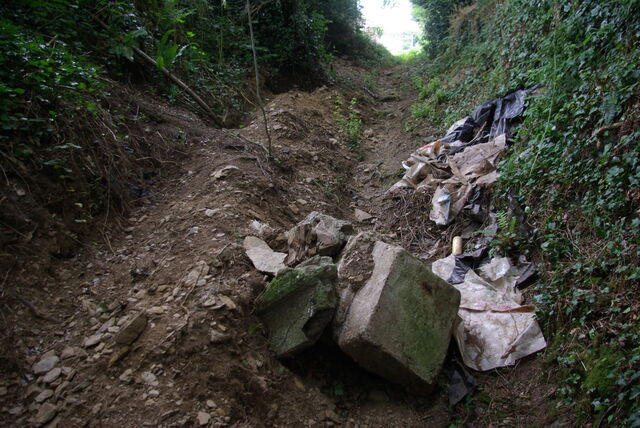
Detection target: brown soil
<box><xmin>0</xmin><ymin>60</ymin><xmax>564</xmax><ymax>427</ymax></box>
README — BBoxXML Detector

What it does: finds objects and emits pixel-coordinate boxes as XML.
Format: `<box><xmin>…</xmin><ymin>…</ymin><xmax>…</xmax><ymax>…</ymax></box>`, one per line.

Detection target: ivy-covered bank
<box><xmin>408</xmin><ymin>0</ymin><xmax>639</xmax><ymax>424</ymax></box>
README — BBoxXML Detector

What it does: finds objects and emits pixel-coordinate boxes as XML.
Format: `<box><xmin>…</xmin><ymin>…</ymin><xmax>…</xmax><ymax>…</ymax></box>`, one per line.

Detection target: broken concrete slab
<box><xmin>256</xmin><ymin>256</ymin><xmax>337</xmax><ymax>357</ymax></box>
<box><xmin>243</xmin><ymin>236</ymin><xmax>287</xmax><ymax>275</ymax></box>
<box><xmin>286</xmin><ymin>212</ymin><xmax>354</xmax><ymax>265</ymax></box>
<box><xmin>338</xmin><ymin>241</ymin><xmax>460</xmax><ymax>390</ymax></box>
<box><xmin>333</xmin><ymin>232</ymin><xmax>378</xmax><ymax>340</ymax></box>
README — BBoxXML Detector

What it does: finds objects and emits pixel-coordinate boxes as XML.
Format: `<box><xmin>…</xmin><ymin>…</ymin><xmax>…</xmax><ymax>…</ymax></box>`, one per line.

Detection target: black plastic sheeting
<box><xmin>440</xmin><ymin>85</ymin><xmax>541</xmax><ymax>145</ymax></box>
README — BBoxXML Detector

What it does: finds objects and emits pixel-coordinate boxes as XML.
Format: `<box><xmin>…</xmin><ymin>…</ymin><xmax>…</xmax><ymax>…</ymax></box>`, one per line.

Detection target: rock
<box><xmin>285</xmin><ymin>212</ymin><xmax>354</xmax><ymax>265</ymax></box>
<box><xmin>337</xmin><ymin>241</ymin><xmax>460</xmax><ymax>390</ymax></box>
<box><xmin>197</xmin><ymin>411</ymin><xmax>211</xmax><ymax>426</ymax></box>
<box><xmin>183</xmin><ymin>261</ymin><xmax>210</xmax><ymax>288</ymax></box>
<box><xmin>60</xmin><ymin>347</ymin><xmax>76</xmax><ymax>360</ymax></box>
<box><xmin>333</xmin><ymin>232</ymin><xmax>378</xmax><ymax>339</ymax></box>
<box><xmin>212</xmin><ymin>165</ymin><xmax>239</xmax><ymax>180</ymax></box>
<box><xmin>287</xmin><ymin>203</ymin><xmax>300</xmax><ymax>215</ymax></box>
<box><xmin>210</xmin><ymin>330</ymin><xmax>231</xmax><ymax>344</ymax></box>
<box><xmin>243</xmin><ymin>236</ymin><xmax>287</xmax><ymax>275</ymax></box>
<box><xmin>114</xmin><ymin>312</ymin><xmax>147</xmax><ymax>345</ymax></box>
<box><xmin>249</xmin><ymin>220</ymin><xmax>275</xmax><ymax>239</ymax></box>
<box><xmin>256</xmin><ymin>256</ymin><xmax>337</xmax><ymax>357</ymax></box>
<box><xmin>204</xmin><ymin>209</ymin><xmax>217</xmax><ymax>217</ymax></box>
<box><xmin>140</xmin><ymin>371</ymin><xmax>158</xmax><ymax>387</ymax></box>
<box><xmin>33</xmin><ymin>355</ymin><xmax>59</xmax><ymax>375</ymax></box>
<box><xmin>206</xmin><ymin>400</ymin><xmax>216</xmax><ymax>408</ymax></box>
<box><xmin>91</xmin><ymin>403</ymin><xmax>102</xmax><ymax>415</ymax></box>
<box><xmin>34</xmin><ymin>389</ymin><xmax>54</xmax><ymax>403</ymax></box>
<box><xmin>8</xmin><ymin>405</ymin><xmax>23</xmax><ymax>415</ymax></box>
<box><xmin>119</xmin><ymin>369</ymin><xmax>134</xmax><ymax>383</ymax></box>
<box><xmin>35</xmin><ymin>403</ymin><xmax>57</xmax><ymax>426</ymax></box>
<box><xmin>354</xmin><ymin>208</ymin><xmax>374</xmax><ymax>222</ymax></box>
<box><xmin>84</xmin><ymin>333</ymin><xmax>103</xmax><ymax>348</ymax></box>
<box><xmin>42</xmin><ymin>368</ymin><xmax>62</xmax><ymax>384</ymax></box>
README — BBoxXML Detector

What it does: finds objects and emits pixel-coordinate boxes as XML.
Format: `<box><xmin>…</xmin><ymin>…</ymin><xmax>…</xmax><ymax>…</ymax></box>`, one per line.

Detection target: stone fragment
<box><xmin>33</xmin><ymin>355</ymin><xmax>59</xmax><ymax>375</ymax></box>
<box><xmin>34</xmin><ymin>389</ymin><xmax>54</xmax><ymax>403</ymax></box>
<box><xmin>285</xmin><ymin>212</ymin><xmax>354</xmax><ymax>265</ymax></box>
<box><xmin>333</xmin><ymin>232</ymin><xmax>378</xmax><ymax>340</ymax></box>
<box><xmin>119</xmin><ymin>369</ymin><xmax>134</xmax><ymax>383</ymax></box>
<box><xmin>197</xmin><ymin>411</ymin><xmax>211</xmax><ymax>426</ymax></box>
<box><xmin>243</xmin><ymin>236</ymin><xmax>287</xmax><ymax>275</ymax></box>
<box><xmin>84</xmin><ymin>333</ymin><xmax>103</xmax><ymax>348</ymax></box>
<box><xmin>140</xmin><ymin>371</ymin><xmax>158</xmax><ymax>386</ymax></box>
<box><xmin>183</xmin><ymin>261</ymin><xmax>210</xmax><ymax>288</ymax></box>
<box><xmin>35</xmin><ymin>403</ymin><xmax>57</xmax><ymax>426</ymax></box>
<box><xmin>212</xmin><ymin>165</ymin><xmax>239</xmax><ymax>180</ymax></box>
<box><xmin>60</xmin><ymin>347</ymin><xmax>76</xmax><ymax>360</ymax></box>
<box><xmin>43</xmin><ymin>368</ymin><xmax>62</xmax><ymax>384</ymax></box>
<box><xmin>256</xmin><ymin>256</ymin><xmax>337</xmax><ymax>357</ymax></box>
<box><xmin>114</xmin><ymin>312</ymin><xmax>147</xmax><ymax>345</ymax></box>
<box><xmin>338</xmin><ymin>241</ymin><xmax>460</xmax><ymax>390</ymax></box>
<box><xmin>354</xmin><ymin>208</ymin><xmax>374</xmax><ymax>222</ymax></box>
<box><xmin>210</xmin><ymin>330</ymin><xmax>231</xmax><ymax>344</ymax></box>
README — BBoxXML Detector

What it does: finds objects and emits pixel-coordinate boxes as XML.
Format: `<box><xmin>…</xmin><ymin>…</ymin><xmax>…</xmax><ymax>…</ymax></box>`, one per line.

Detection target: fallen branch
<box><xmin>92</xmin><ymin>16</ymin><xmax>223</xmax><ymax>127</ymax></box>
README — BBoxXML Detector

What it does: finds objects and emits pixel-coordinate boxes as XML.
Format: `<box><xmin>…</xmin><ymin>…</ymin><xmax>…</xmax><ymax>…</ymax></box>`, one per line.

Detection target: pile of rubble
<box><xmin>245</xmin><ymin>212</ymin><xmax>460</xmax><ymax>390</ymax></box>
<box><xmin>244</xmin><ymin>88</ymin><xmax>547</xmax><ymax>396</ymax></box>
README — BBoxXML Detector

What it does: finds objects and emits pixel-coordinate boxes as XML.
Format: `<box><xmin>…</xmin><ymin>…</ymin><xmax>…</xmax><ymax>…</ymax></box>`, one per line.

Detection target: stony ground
<box><xmin>0</xmin><ymin>61</ymin><xmax>562</xmax><ymax>427</ymax></box>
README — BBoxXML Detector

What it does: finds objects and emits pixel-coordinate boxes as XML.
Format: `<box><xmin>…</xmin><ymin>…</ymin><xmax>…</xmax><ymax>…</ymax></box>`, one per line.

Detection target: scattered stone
<box><xmin>209</xmin><ymin>330</ymin><xmax>231</xmax><ymax>344</ymax></box>
<box><xmin>202</xmin><ymin>298</ymin><xmax>219</xmax><ymax>308</ymax></box>
<box><xmin>354</xmin><ymin>208</ymin><xmax>374</xmax><ymax>222</ymax></box>
<box><xmin>197</xmin><ymin>411</ymin><xmax>211</xmax><ymax>426</ymax></box>
<box><xmin>119</xmin><ymin>369</ymin><xmax>134</xmax><ymax>383</ymax></box>
<box><xmin>114</xmin><ymin>312</ymin><xmax>147</xmax><ymax>345</ymax></box>
<box><xmin>33</xmin><ymin>355</ymin><xmax>59</xmax><ymax>375</ymax></box>
<box><xmin>212</xmin><ymin>165</ymin><xmax>239</xmax><ymax>180</ymax></box>
<box><xmin>0</xmin><ymin>386</ymin><xmax>7</xmax><ymax>396</ymax></box>
<box><xmin>285</xmin><ymin>212</ymin><xmax>354</xmax><ymax>265</ymax></box>
<box><xmin>35</xmin><ymin>403</ymin><xmax>57</xmax><ymax>426</ymax></box>
<box><xmin>148</xmin><ymin>389</ymin><xmax>160</xmax><ymax>398</ymax></box>
<box><xmin>84</xmin><ymin>333</ymin><xmax>103</xmax><ymax>348</ymax></box>
<box><xmin>249</xmin><ymin>220</ymin><xmax>275</xmax><ymax>239</ymax></box>
<box><xmin>60</xmin><ymin>347</ymin><xmax>76</xmax><ymax>360</ymax></box>
<box><xmin>338</xmin><ymin>241</ymin><xmax>460</xmax><ymax>390</ymax></box>
<box><xmin>54</xmin><ymin>381</ymin><xmax>69</xmax><ymax>396</ymax></box>
<box><xmin>108</xmin><ymin>346</ymin><xmax>130</xmax><ymax>367</ymax></box>
<box><xmin>140</xmin><ymin>371</ymin><xmax>158</xmax><ymax>387</ymax></box>
<box><xmin>34</xmin><ymin>389</ymin><xmax>54</xmax><ymax>403</ymax></box>
<box><xmin>206</xmin><ymin>400</ymin><xmax>216</xmax><ymax>408</ymax></box>
<box><xmin>91</xmin><ymin>403</ymin><xmax>102</xmax><ymax>415</ymax></box>
<box><xmin>287</xmin><ymin>203</ymin><xmax>300</xmax><ymax>215</ymax></box>
<box><xmin>42</xmin><ymin>368</ymin><xmax>62</xmax><ymax>384</ymax></box>
<box><xmin>204</xmin><ymin>209</ymin><xmax>217</xmax><ymax>217</ymax></box>
<box><xmin>97</xmin><ymin>317</ymin><xmax>115</xmax><ymax>333</ymax></box>
<box><xmin>243</xmin><ymin>236</ymin><xmax>287</xmax><ymax>275</ymax></box>
<box><xmin>148</xmin><ymin>306</ymin><xmax>165</xmax><ymax>315</ymax></box>
<box><xmin>325</xmin><ymin>409</ymin><xmax>341</xmax><ymax>424</ymax></box>
<box><xmin>183</xmin><ymin>261</ymin><xmax>210</xmax><ymax>288</ymax></box>
<box><xmin>256</xmin><ymin>256</ymin><xmax>337</xmax><ymax>357</ymax></box>
<box><xmin>8</xmin><ymin>405</ymin><xmax>23</xmax><ymax>415</ymax></box>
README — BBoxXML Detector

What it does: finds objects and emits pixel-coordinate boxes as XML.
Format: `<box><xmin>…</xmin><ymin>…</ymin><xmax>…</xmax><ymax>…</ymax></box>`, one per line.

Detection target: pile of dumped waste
<box><xmin>245</xmin><ymin>88</ymin><xmax>546</xmax><ymax>403</ymax></box>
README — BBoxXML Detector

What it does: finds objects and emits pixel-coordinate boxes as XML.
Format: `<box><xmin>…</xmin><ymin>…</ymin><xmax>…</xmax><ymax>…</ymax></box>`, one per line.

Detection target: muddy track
<box><xmin>0</xmin><ymin>61</ymin><xmax>557</xmax><ymax>427</ymax></box>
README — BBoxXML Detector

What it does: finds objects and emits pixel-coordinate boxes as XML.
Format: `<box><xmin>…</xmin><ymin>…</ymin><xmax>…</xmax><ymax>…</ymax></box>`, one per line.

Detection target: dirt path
<box><xmin>0</xmin><ymin>61</ymin><xmax>558</xmax><ymax>427</ymax></box>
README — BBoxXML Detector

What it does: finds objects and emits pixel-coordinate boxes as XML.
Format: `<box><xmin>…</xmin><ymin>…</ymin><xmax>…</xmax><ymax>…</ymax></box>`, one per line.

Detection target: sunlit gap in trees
<box><xmin>359</xmin><ymin>0</ymin><xmax>421</xmax><ymax>55</ymax></box>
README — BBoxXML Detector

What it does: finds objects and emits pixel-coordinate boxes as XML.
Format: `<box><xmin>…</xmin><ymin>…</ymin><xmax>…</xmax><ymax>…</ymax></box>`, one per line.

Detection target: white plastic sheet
<box><xmin>432</xmin><ymin>255</ymin><xmax>547</xmax><ymax>371</ymax></box>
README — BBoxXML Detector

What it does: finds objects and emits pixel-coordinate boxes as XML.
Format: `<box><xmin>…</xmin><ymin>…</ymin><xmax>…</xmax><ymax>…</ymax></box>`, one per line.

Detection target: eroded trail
<box><xmin>2</xmin><ymin>61</ymin><xmax>554</xmax><ymax>427</ymax></box>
